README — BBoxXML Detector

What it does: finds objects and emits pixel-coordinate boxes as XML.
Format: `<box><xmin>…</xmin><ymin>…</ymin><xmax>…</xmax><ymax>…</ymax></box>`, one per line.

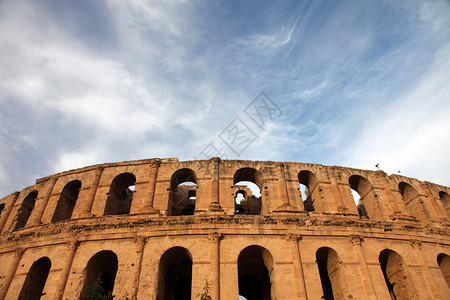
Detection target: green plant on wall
<box><xmin>84</xmin><ymin>276</ymin><xmax>113</xmax><ymax>300</ymax></box>
<box><xmin>197</xmin><ymin>280</ymin><xmax>211</xmax><ymax>300</ymax></box>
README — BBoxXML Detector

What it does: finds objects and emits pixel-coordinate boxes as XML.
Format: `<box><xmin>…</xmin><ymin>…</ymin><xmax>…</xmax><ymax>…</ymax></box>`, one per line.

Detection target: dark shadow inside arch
<box><xmin>238</xmin><ymin>245</ymin><xmax>272</xmax><ymax>300</ymax></box>
<box><xmin>0</xmin><ymin>203</ymin><xmax>5</xmax><ymax>217</ymax></box>
<box><xmin>18</xmin><ymin>256</ymin><xmax>51</xmax><ymax>299</ymax></box>
<box><xmin>14</xmin><ymin>191</ymin><xmax>38</xmax><ymax>231</ymax></box>
<box><xmin>168</xmin><ymin>169</ymin><xmax>197</xmax><ymax>216</ymax></box>
<box><xmin>316</xmin><ymin>247</ymin><xmax>335</xmax><ymax>300</ymax></box>
<box><xmin>379</xmin><ymin>249</ymin><xmax>416</xmax><ymax>300</ymax></box>
<box><xmin>316</xmin><ymin>246</ymin><xmax>349</xmax><ymax>300</ymax></box>
<box><xmin>104</xmin><ymin>173</ymin><xmax>136</xmax><ymax>216</ymax></box>
<box><xmin>157</xmin><ymin>247</ymin><xmax>192</xmax><ymax>300</ymax></box>
<box><xmin>437</xmin><ymin>253</ymin><xmax>450</xmax><ymax>288</ymax></box>
<box><xmin>234</xmin><ymin>168</ymin><xmax>262</xmax><ymax>215</ymax></box>
<box><xmin>81</xmin><ymin>250</ymin><xmax>118</xmax><ymax>299</ymax></box>
<box><xmin>52</xmin><ymin>180</ymin><xmax>81</xmax><ymax>222</ymax></box>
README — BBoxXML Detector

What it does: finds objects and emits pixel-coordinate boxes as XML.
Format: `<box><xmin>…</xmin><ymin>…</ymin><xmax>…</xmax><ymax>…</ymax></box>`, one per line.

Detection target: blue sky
<box><xmin>1</xmin><ymin>0</ymin><xmax>450</xmax><ymax>197</ymax></box>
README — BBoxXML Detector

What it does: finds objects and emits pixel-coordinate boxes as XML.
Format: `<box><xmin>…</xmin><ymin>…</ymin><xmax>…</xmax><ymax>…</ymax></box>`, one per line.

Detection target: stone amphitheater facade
<box><xmin>0</xmin><ymin>157</ymin><xmax>449</xmax><ymax>300</ymax></box>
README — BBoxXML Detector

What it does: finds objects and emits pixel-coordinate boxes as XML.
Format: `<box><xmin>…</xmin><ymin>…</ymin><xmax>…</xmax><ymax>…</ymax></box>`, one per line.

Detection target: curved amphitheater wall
<box><xmin>0</xmin><ymin>158</ymin><xmax>449</xmax><ymax>299</ymax></box>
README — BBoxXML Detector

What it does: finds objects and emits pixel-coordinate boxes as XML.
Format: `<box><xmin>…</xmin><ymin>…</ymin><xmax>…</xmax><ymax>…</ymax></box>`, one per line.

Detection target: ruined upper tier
<box><xmin>1</xmin><ymin>157</ymin><xmax>449</xmax><ymax>231</ymax></box>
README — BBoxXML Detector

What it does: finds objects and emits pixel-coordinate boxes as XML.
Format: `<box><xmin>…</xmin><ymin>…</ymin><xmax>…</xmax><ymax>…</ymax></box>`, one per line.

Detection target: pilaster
<box><xmin>286</xmin><ymin>233</ymin><xmax>307</xmax><ymax>299</ymax></box>
<box><xmin>208</xmin><ymin>232</ymin><xmax>223</xmax><ymax>300</ymax></box>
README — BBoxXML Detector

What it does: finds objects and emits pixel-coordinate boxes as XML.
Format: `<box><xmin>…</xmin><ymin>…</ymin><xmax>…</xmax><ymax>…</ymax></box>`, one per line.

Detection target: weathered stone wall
<box><xmin>0</xmin><ymin>158</ymin><xmax>449</xmax><ymax>299</ymax></box>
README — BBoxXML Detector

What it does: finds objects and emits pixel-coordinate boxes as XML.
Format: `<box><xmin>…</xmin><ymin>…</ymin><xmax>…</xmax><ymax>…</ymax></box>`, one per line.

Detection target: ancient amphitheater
<box><xmin>0</xmin><ymin>158</ymin><xmax>449</xmax><ymax>300</ymax></box>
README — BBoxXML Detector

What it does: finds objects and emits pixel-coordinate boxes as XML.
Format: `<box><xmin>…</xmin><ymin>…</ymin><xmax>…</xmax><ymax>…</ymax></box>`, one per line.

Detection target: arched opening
<box><xmin>18</xmin><ymin>257</ymin><xmax>51</xmax><ymax>299</ymax></box>
<box><xmin>104</xmin><ymin>173</ymin><xmax>136</xmax><ymax>216</ymax></box>
<box><xmin>399</xmin><ymin>182</ymin><xmax>428</xmax><ymax>222</ymax></box>
<box><xmin>52</xmin><ymin>180</ymin><xmax>81</xmax><ymax>222</ymax></box>
<box><xmin>316</xmin><ymin>247</ymin><xmax>347</xmax><ymax>300</ymax></box>
<box><xmin>0</xmin><ymin>203</ymin><xmax>5</xmax><ymax>217</ymax></box>
<box><xmin>13</xmin><ymin>191</ymin><xmax>38</xmax><ymax>231</ymax></box>
<box><xmin>238</xmin><ymin>245</ymin><xmax>273</xmax><ymax>300</ymax></box>
<box><xmin>157</xmin><ymin>247</ymin><xmax>192</xmax><ymax>300</ymax></box>
<box><xmin>298</xmin><ymin>171</ymin><xmax>318</xmax><ymax>211</ymax></box>
<box><xmin>437</xmin><ymin>253</ymin><xmax>450</xmax><ymax>288</ymax></box>
<box><xmin>349</xmin><ymin>175</ymin><xmax>376</xmax><ymax>219</ymax></box>
<box><xmin>168</xmin><ymin>169</ymin><xmax>197</xmax><ymax>216</ymax></box>
<box><xmin>233</xmin><ymin>168</ymin><xmax>262</xmax><ymax>215</ymax></box>
<box><xmin>81</xmin><ymin>250</ymin><xmax>118</xmax><ymax>299</ymax></box>
<box><xmin>379</xmin><ymin>249</ymin><xmax>417</xmax><ymax>300</ymax></box>
<box><xmin>234</xmin><ymin>189</ymin><xmax>247</xmax><ymax>214</ymax></box>
<box><xmin>439</xmin><ymin>191</ymin><xmax>450</xmax><ymax>217</ymax></box>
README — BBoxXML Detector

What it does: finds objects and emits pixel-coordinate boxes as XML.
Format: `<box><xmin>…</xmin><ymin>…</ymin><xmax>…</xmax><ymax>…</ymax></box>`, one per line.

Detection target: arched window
<box><xmin>379</xmin><ymin>249</ymin><xmax>417</xmax><ymax>300</ymax></box>
<box><xmin>233</xmin><ymin>168</ymin><xmax>262</xmax><ymax>215</ymax></box>
<box><xmin>0</xmin><ymin>203</ymin><xmax>5</xmax><ymax>217</ymax></box>
<box><xmin>104</xmin><ymin>173</ymin><xmax>136</xmax><ymax>216</ymax></box>
<box><xmin>18</xmin><ymin>257</ymin><xmax>51</xmax><ymax>299</ymax></box>
<box><xmin>238</xmin><ymin>245</ymin><xmax>273</xmax><ymax>300</ymax></box>
<box><xmin>437</xmin><ymin>253</ymin><xmax>450</xmax><ymax>288</ymax></box>
<box><xmin>168</xmin><ymin>169</ymin><xmax>197</xmax><ymax>216</ymax></box>
<box><xmin>298</xmin><ymin>171</ymin><xmax>318</xmax><ymax>211</ymax></box>
<box><xmin>234</xmin><ymin>189</ymin><xmax>247</xmax><ymax>214</ymax></box>
<box><xmin>439</xmin><ymin>191</ymin><xmax>450</xmax><ymax>217</ymax></box>
<box><xmin>316</xmin><ymin>247</ymin><xmax>348</xmax><ymax>300</ymax></box>
<box><xmin>81</xmin><ymin>250</ymin><xmax>118</xmax><ymax>299</ymax></box>
<box><xmin>349</xmin><ymin>175</ymin><xmax>376</xmax><ymax>219</ymax></box>
<box><xmin>157</xmin><ymin>247</ymin><xmax>192</xmax><ymax>300</ymax></box>
<box><xmin>13</xmin><ymin>191</ymin><xmax>38</xmax><ymax>231</ymax></box>
<box><xmin>399</xmin><ymin>182</ymin><xmax>428</xmax><ymax>222</ymax></box>
<box><xmin>52</xmin><ymin>180</ymin><xmax>81</xmax><ymax>222</ymax></box>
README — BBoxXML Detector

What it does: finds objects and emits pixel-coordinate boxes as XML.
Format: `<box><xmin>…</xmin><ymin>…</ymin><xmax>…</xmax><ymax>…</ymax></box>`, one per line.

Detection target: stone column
<box><xmin>144</xmin><ymin>160</ymin><xmax>161</xmax><ymax>213</ymax></box>
<box><xmin>330</xmin><ymin>175</ymin><xmax>346</xmax><ymax>212</ymax></box>
<box><xmin>275</xmin><ymin>163</ymin><xmax>296</xmax><ymax>212</ymax></box>
<box><xmin>29</xmin><ymin>177</ymin><xmax>57</xmax><ymax>226</ymax></box>
<box><xmin>286</xmin><ymin>233</ymin><xmax>307</xmax><ymax>300</ymax></box>
<box><xmin>0</xmin><ymin>192</ymin><xmax>19</xmax><ymax>233</ymax></box>
<box><xmin>55</xmin><ymin>240</ymin><xmax>79</xmax><ymax>299</ymax></box>
<box><xmin>82</xmin><ymin>167</ymin><xmax>103</xmax><ymax>218</ymax></box>
<box><xmin>208</xmin><ymin>232</ymin><xmax>223</xmax><ymax>300</ymax></box>
<box><xmin>410</xmin><ymin>240</ymin><xmax>441</xmax><ymax>299</ymax></box>
<box><xmin>131</xmin><ymin>236</ymin><xmax>146</xmax><ymax>298</ymax></box>
<box><xmin>349</xmin><ymin>235</ymin><xmax>377</xmax><ymax>300</ymax></box>
<box><xmin>208</xmin><ymin>158</ymin><xmax>223</xmax><ymax>212</ymax></box>
<box><xmin>0</xmin><ymin>249</ymin><xmax>24</xmax><ymax>300</ymax></box>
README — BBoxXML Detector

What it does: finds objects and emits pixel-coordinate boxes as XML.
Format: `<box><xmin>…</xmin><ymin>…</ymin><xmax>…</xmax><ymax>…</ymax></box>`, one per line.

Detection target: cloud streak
<box><xmin>1</xmin><ymin>0</ymin><xmax>449</xmax><ymax>196</ymax></box>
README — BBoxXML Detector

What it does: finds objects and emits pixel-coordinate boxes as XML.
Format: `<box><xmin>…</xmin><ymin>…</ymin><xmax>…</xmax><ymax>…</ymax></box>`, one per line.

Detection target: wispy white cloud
<box><xmin>1</xmin><ymin>0</ymin><xmax>449</xmax><ymax>197</ymax></box>
<box><xmin>343</xmin><ymin>42</ymin><xmax>450</xmax><ymax>185</ymax></box>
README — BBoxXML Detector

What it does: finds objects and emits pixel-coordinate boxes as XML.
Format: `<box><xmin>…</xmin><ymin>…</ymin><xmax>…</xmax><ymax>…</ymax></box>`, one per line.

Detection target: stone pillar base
<box><xmin>273</xmin><ymin>203</ymin><xmax>299</xmax><ymax>213</ymax></box>
<box><xmin>208</xmin><ymin>202</ymin><xmax>224</xmax><ymax>213</ymax></box>
<box><xmin>389</xmin><ymin>211</ymin><xmax>417</xmax><ymax>222</ymax></box>
<box><xmin>142</xmin><ymin>206</ymin><xmax>160</xmax><ymax>214</ymax></box>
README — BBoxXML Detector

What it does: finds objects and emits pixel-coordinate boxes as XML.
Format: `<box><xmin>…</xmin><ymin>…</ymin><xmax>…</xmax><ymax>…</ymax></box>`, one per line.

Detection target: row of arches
<box><xmin>316</xmin><ymin>247</ymin><xmax>438</xmax><ymax>300</ymax></box>
<box><xmin>349</xmin><ymin>174</ymin><xmax>450</xmax><ymax>221</ymax></box>
<box><xmin>169</xmin><ymin>167</ymin><xmax>264</xmax><ymax>216</ymax></box>
<box><xmin>8</xmin><ymin>167</ymin><xmax>450</xmax><ymax>231</ymax></box>
<box><xmin>17</xmin><ymin>251</ymin><xmax>118</xmax><ymax>300</ymax></box>
<box><xmin>11</xmin><ymin>173</ymin><xmax>137</xmax><ymax>231</ymax></box>
<box><xmin>11</xmin><ymin>167</ymin><xmax>263</xmax><ymax>230</ymax></box>
<box><xmin>16</xmin><ymin>246</ymin><xmax>450</xmax><ymax>300</ymax></box>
